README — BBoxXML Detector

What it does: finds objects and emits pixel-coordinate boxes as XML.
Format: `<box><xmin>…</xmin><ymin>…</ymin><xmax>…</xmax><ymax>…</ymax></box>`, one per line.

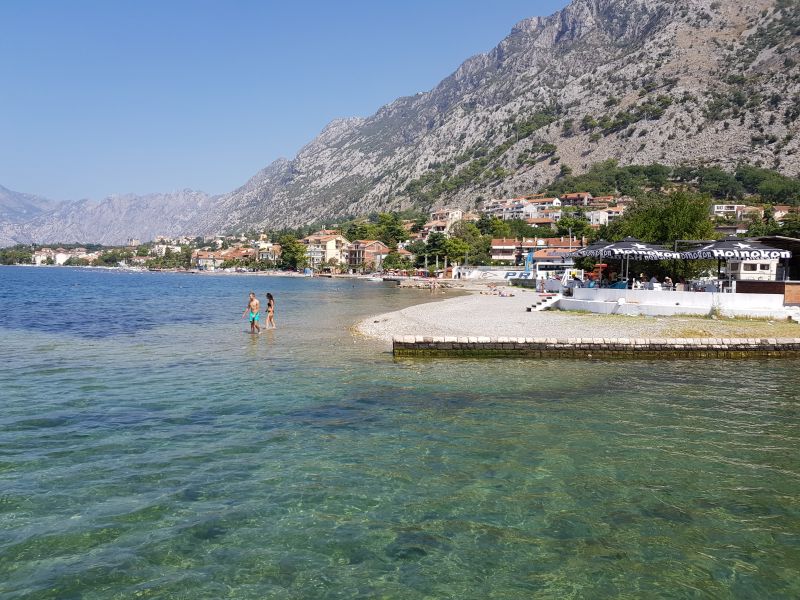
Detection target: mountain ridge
<box><xmin>0</xmin><ymin>188</ymin><xmax>214</xmax><ymax>246</ymax></box>
<box><xmin>199</xmin><ymin>0</ymin><xmax>798</xmax><ymax>232</ymax></box>
<box><xmin>2</xmin><ymin>0</ymin><xmax>798</xmax><ymax>245</ymax></box>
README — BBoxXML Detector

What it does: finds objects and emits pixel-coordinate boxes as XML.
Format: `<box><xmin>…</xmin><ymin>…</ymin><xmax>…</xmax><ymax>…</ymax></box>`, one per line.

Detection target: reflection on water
<box><xmin>1</xmin><ymin>267</ymin><xmax>799</xmax><ymax>598</ymax></box>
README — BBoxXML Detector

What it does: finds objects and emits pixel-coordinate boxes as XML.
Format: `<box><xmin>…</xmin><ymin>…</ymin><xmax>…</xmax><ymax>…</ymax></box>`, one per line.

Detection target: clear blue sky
<box><xmin>0</xmin><ymin>0</ymin><xmax>569</xmax><ymax>201</ymax></box>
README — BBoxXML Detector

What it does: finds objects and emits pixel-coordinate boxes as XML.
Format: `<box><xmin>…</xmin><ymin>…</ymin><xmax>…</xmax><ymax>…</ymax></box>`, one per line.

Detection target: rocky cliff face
<box><xmin>0</xmin><ymin>189</ymin><xmax>213</xmax><ymax>246</ymax></box>
<box><xmin>200</xmin><ymin>0</ymin><xmax>799</xmax><ymax>231</ymax></box>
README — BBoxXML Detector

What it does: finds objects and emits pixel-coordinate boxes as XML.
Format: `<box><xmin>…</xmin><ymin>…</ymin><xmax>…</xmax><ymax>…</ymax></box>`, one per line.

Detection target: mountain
<box><xmin>198</xmin><ymin>0</ymin><xmax>799</xmax><ymax>231</ymax></box>
<box><xmin>3</xmin><ymin>0</ymin><xmax>798</xmax><ymax>245</ymax></box>
<box><xmin>0</xmin><ymin>188</ymin><xmax>214</xmax><ymax>246</ymax></box>
<box><xmin>0</xmin><ymin>185</ymin><xmax>61</xmax><ymax>223</ymax></box>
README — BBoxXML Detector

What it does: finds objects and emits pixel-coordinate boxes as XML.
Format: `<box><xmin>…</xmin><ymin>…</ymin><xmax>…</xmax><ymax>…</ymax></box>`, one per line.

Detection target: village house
<box><xmin>490</xmin><ymin>236</ymin><xmax>586</xmax><ymax>264</ymax></box>
<box><xmin>256</xmin><ymin>241</ymin><xmax>281</xmax><ymax>263</ymax></box>
<box><xmin>302</xmin><ymin>232</ymin><xmax>351</xmax><ymax>268</ymax></box>
<box><xmin>526</xmin><ymin>217</ymin><xmax>557</xmax><ymax>230</ymax></box>
<box><xmin>536</xmin><ymin>207</ymin><xmax>562</xmax><ymax>223</ymax></box>
<box><xmin>429</xmin><ymin>208</ymin><xmax>463</xmax><ymax>223</ymax></box>
<box><xmin>33</xmin><ymin>247</ymin><xmax>92</xmax><ymax>265</ymax></box>
<box><xmin>396</xmin><ymin>247</ymin><xmax>415</xmax><ymax>262</ymax></box>
<box><xmin>714</xmin><ymin>223</ymin><xmax>750</xmax><ymax>237</ymax></box>
<box><xmin>712</xmin><ymin>204</ymin><xmax>748</xmax><ymax>220</ymax></box>
<box><xmin>490</xmin><ymin>238</ymin><xmax>518</xmax><ymax>263</ymax></box>
<box><xmin>421</xmin><ymin>220</ymin><xmax>450</xmax><ymax>238</ymax></box>
<box><xmin>420</xmin><ymin>208</ymin><xmax>465</xmax><ymax>240</ymax></box>
<box><xmin>481</xmin><ymin>197</ymin><xmax>561</xmax><ymax>221</ymax></box>
<box><xmin>153</xmin><ymin>244</ymin><xmax>182</xmax><ymax>257</ymax></box>
<box><xmin>773</xmin><ymin>205</ymin><xmax>798</xmax><ymax>222</ymax></box>
<box><xmin>347</xmin><ymin>240</ymin><xmax>390</xmax><ymax>271</ymax></box>
<box><xmin>559</xmin><ymin>192</ymin><xmax>593</xmax><ymax>207</ymax></box>
<box><xmin>740</xmin><ymin>206</ymin><xmax>764</xmax><ymax>220</ymax></box>
<box><xmin>590</xmin><ymin>195</ymin><xmax>616</xmax><ymax>207</ymax></box>
<box><xmin>193</xmin><ymin>250</ymin><xmax>226</xmax><ymax>270</ymax></box>
<box><xmin>586</xmin><ymin>205</ymin><xmax>626</xmax><ymax>227</ymax></box>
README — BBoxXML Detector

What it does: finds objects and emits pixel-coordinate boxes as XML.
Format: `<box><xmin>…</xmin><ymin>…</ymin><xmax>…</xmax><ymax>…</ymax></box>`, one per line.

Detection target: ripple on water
<box><xmin>1</xmin><ymin>268</ymin><xmax>800</xmax><ymax>597</ymax></box>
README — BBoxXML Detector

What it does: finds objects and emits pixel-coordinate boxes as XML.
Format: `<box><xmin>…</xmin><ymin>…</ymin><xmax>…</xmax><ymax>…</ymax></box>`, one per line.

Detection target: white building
<box><xmin>33</xmin><ymin>247</ymin><xmax>90</xmax><ymax>265</ymax></box>
<box><xmin>712</xmin><ymin>204</ymin><xmax>747</xmax><ymax>219</ymax></box>
<box><xmin>153</xmin><ymin>244</ymin><xmax>182</xmax><ymax>257</ymax></box>
<box><xmin>257</xmin><ymin>241</ymin><xmax>281</xmax><ymax>263</ymax></box>
<box><xmin>429</xmin><ymin>208</ymin><xmax>463</xmax><ymax>223</ymax></box>
<box><xmin>586</xmin><ymin>206</ymin><xmax>626</xmax><ymax>227</ymax></box>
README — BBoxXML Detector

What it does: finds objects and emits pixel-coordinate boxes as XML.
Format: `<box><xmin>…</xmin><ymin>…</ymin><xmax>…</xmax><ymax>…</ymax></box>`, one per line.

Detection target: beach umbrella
<box><xmin>566</xmin><ymin>239</ymin><xmax>610</xmax><ymax>258</ymax></box>
<box><xmin>579</xmin><ymin>237</ymin><xmax>678</xmax><ymax>281</ymax></box>
<box><xmin>678</xmin><ymin>236</ymin><xmax>792</xmax><ymax>260</ymax></box>
<box><xmin>581</xmin><ymin>237</ymin><xmax>678</xmax><ymax>260</ymax></box>
<box><xmin>678</xmin><ymin>236</ymin><xmax>792</xmax><ymax>281</ymax></box>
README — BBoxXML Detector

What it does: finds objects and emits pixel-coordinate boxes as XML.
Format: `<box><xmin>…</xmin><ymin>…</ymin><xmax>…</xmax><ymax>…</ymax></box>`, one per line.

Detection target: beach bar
<box><xmin>556</xmin><ymin>236</ymin><xmax>800</xmax><ymax>319</ymax></box>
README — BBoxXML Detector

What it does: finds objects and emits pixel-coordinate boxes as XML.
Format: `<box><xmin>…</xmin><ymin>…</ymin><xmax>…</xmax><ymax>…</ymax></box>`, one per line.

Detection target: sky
<box><xmin>0</xmin><ymin>0</ymin><xmax>569</xmax><ymax>201</ymax></box>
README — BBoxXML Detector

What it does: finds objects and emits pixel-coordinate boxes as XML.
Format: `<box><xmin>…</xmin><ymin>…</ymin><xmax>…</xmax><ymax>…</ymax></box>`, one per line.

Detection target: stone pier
<box><xmin>392</xmin><ymin>336</ymin><xmax>800</xmax><ymax>359</ymax></box>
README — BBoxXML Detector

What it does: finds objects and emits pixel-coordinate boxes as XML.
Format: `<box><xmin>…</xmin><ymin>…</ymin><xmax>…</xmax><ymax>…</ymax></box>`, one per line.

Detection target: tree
<box><xmin>450</xmin><ymin>221</ymin><xmax>491</xmax><ymax>265</ymax></box>
<box><xmin>0</xmin><ymin>246</ymin><xmax>33</xmax><ymax>265</ymax></box>
<box><xmin>612</xmin><ymin>190</ymin><xmax>715</xmax><ymax>244</ymax></box>
<box><xmin>779</xmin><ymin>213</ymin><xmax>800</xmax><ymax>238</ymax></box>
<box><xmin>278</xmin><ymin>235</ymin><xmax>308</xmax><ymax>270</ymax></box>
<box><xmin>696</xmin><ymin>167</ymin><xmax>743</xmax><ymax>199</ymax></box>
<box><xmin>444</xmin><ymin>237</ymin><xmax>470</xmax><ymax>265</ymax></box>
<box><xmin>423</xmin><ymin>232</ymin><xmax>448</xmax><ymax>267</ymax></box>
<box><xmin>746</xmin><ymin>207</ymin><xmax>780</xmax><ymax>237</ymax></box>
<box><xmin>376</xmin><ymin>213</ymin><xmax>407</xmax><ymax>246</ymax></box>
<box><xmin>382</xmin><ymin>251</ymin><xmax>412</xmax><ymax>271</ymax></box>
<box><xmin>475</xmin><ymin>213</ymin><xmax>493</xmax><ymax>235</ymax></box>
<box><xmin>643</xmin><ymin>163</ymin><xmax>671</xmax><ymax>190</ymax></box>
<box><xmin>581</xmin><ymin>115</ymin><xmax>598</xmax><ymax>131</ymax></box>
<box><xmin>489</xmin><ymin>217</ymin><xmax>512</xmax><ymax>238</ymax></box>
<box><xmin>344</xmin><ymin>221</ymin><xmax>376</xmax><ymax>241</ymax></box>
<box><xmin>405</xmin><ymin>240</ymin><xmax>427</xmax><ymax>267</ymax></box>
<box><xmin>758</xmin><ymin>177</ymin><xmax>800</xmax><ymax>204</ymax></box>
<box><xmin>556</xmin><ymin>215</ymin><xmax>592</xmax><ymax>238</ymax></box>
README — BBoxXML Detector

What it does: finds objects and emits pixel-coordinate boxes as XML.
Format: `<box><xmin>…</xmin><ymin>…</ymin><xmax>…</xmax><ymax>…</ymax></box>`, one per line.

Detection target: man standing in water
<box><xmin>243</xmin><ymin>291</ymin><xmax>261</xmax><ymax>334</ymax></box>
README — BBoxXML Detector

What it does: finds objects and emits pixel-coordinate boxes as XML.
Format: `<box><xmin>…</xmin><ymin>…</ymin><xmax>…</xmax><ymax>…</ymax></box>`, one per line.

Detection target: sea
<box><xmin>1</xmin><ymin>266</ymin><xmax>799</xmax><ymax>599</ymax></box>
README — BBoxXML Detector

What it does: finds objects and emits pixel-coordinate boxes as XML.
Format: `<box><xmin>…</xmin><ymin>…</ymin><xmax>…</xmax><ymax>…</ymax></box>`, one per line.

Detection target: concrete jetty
<box><xmin>393</xmin><ymin>336</ymin><xmax>800</xmax><ymax>359</ymax></box>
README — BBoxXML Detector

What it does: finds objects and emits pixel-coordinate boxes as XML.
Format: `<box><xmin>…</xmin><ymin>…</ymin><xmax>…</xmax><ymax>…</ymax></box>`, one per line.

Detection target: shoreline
<box><xmin>356</xmin><ymin>284</ymin><xmax>800</xmax><ymax>348</ymax></box>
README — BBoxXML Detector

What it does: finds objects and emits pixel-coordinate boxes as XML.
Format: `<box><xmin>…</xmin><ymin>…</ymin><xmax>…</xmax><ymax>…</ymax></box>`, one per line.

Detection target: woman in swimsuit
<box><xmin>265</xmin><ymin>292</ymin><xmax>276</xmax><ymax>329</ymax></box>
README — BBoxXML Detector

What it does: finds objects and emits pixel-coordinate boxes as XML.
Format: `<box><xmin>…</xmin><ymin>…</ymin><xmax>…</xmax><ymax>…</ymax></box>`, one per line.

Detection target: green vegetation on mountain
<box><xmin>404</xmin><ymin>107</ymin><xmax>560</xmax><ymax>206</ymax></box>
<box><xmin>545</xmin><ymin>160</ymin><xmax>800</xmax><ymax>204</ymax></box>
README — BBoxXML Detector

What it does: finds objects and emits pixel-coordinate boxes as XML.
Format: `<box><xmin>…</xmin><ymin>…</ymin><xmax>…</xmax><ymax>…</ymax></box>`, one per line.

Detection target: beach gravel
<box><xmin>356</xmin><ymin>288</ymin><xmax>799</xmax><ymax>346</ymax></box>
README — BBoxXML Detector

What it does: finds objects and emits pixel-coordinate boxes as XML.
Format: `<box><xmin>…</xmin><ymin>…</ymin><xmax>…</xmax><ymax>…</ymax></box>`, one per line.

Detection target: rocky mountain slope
<box><xmin>0</xmin><ymin>189</ymin><xmax>213</xmax><ymax>246</ymax></box>
<box><xmin>200</xmin><ymin>0</ymin><xmax>799</xmax><ymax>231</ymax></box>
<box><xmin>0</xmin><ymin>185</ymin><xmax>60</xmax><ymax>223</ymax></box>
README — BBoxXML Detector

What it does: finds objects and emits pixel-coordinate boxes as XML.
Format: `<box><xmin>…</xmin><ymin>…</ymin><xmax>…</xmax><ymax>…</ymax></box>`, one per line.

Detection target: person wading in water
<box><xmin>243</xmin><ymin>291</ymin><xmax>261</xmax><ymax>334</ymax></box>
<box><xmin>265</xmin><ymin>292</ymin><xmax>276</xmax><ymax>329</ymax></box>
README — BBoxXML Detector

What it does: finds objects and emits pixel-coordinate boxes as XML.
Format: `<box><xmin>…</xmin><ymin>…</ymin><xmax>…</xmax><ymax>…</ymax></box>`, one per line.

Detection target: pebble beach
<box><xmin>356</xmin><ymin>284</ymin><xmax>800</xmax><ymax>346</ymax></box>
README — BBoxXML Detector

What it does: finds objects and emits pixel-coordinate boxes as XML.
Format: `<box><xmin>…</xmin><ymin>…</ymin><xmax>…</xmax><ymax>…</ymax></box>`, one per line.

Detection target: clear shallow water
<box><xmin>1</xmin><ymin>267</ymin><xmax>799</xmax><ymax>599</ymax></box>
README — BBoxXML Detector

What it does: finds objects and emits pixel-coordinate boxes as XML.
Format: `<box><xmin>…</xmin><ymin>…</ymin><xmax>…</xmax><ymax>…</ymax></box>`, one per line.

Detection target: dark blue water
<box><xmin>1</xmin><ymin>266</ymin><xmax>799</xmax><ymax>599</ymax></box>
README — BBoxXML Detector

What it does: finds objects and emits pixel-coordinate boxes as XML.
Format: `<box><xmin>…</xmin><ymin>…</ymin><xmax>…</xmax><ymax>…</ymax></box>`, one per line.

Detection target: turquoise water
<box><xmin>1</xmin><ymin>267</ymin><xmax>799</xmax><ymax>599</ymax></box>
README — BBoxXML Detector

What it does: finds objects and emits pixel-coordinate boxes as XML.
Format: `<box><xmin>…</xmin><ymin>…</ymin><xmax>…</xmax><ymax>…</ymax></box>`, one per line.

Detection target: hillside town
<box><xmin>9</xmin><ymin>188</ymin><xmax>798</xmax><ymax>278</ymax></box>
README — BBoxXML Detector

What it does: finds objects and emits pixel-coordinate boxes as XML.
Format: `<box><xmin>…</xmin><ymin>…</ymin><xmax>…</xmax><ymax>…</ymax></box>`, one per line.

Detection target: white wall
<box><xmin>559</xmin><ymin>288</ymin><xmax>791</xmax><ymax>319</ymax></box>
